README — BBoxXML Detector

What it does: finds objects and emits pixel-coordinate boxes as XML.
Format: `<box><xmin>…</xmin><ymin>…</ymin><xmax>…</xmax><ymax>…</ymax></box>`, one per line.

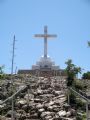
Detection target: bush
<box><xmin>0</xmin><ymin>74</ymin><xmax>4</xmax><ymax>79</ymax></box>
<box><xmin>74</xmin><ymin>80</ymin><xmax>87</xmax><ymax>91</ymax></box>
<box><xmin>76</xmin><ymin>99</ymin><xmax>85</xmax><ymax>110</ymax></box>
<box><xmin>76</xmin><ymin>116</ymin><xmax>82</xmax><ymax>120</ymax></box>
<box><xmin>76</xmin><ymin>112</ymin><xmax>86</xmax><ymax>120</ymax></box>
<box><xmin>82</xmin><ymin>72</ymin><xmax>90</xmax><ymax>79</ymax></box>
<box><xmin>69</xmin><ymin>92</ymin><xmax>76</xmax><ymax>104</ymax></box>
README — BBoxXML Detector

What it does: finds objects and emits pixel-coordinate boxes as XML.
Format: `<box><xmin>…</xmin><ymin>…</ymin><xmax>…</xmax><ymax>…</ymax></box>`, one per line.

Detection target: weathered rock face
<box><xmin>0</xmin><ymin>76</ymin><xmax>76</xmax><ymax>120</ymax></box>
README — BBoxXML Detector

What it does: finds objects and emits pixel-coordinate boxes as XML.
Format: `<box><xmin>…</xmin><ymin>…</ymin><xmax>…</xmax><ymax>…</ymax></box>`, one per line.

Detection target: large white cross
<box><xmin>34</xmin><ymin>26</ymin><xmax>57</xmax><ymax>58</ymax></box>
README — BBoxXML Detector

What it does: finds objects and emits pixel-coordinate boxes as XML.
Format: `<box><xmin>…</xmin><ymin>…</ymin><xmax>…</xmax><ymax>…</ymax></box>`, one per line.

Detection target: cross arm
<box><xmin>34</xmin><ymin>34</ymin><xmax>57</xmax><ymax>38</ymax></box>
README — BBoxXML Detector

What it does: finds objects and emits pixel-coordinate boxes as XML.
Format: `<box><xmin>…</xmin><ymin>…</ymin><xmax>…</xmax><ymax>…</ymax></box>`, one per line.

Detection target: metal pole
<box><xmin>27</xmin><ymin>88</ymin><xmax>30</xmax><ymax>106</ymax></box>
<box><xmin>11</xmin><ymin>35</ymin><xmax>16</xmax><ymax>120</ymax></box>
<box><xmin>86</xmin><ymin>102</ymin><xmax>89</xmax><ymax>120</ymax></box>
<box><xmin>12</xmin><ymin>97</ymin><xmax>14</xmax><ymax>120</ymax></box>
<box><xmin>27</xmin><ymin>77</ymin><xmax>30</xmax><ymax>106</ymax></box>
<box><xmin>11</xmin><ymin>35</ymin><xmax>15</xmax><ymax>76</ymax></box>
<box><xmin>68</xmin><ymin>89</ymin><xmax>70</xmax><ymax>105</ymax></box>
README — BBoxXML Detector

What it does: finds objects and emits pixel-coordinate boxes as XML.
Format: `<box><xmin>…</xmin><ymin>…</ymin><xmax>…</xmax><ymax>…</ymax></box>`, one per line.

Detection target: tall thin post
<box><xmin>11</xmin><ymin>35</ymin><xmax>15</xmax><ymax>76</ymax></box>
<box><xmin>44</xmin><ymin>26</ymin><xmax>47</xmax><ymax>58</ymax></box>
<box><xmin>67</xmin><ymin>89</ymin><xmax>70</xmax><ymax>105</ymax></box>
<box><xmin>86</xmin><ymin>102</ymin><xmax>89</xmax><ymax>120</ymax></box>
<box><xmin>11</xmin><ymin>35</ymin><xmax>16</xmax><ymax>120</ymax></box>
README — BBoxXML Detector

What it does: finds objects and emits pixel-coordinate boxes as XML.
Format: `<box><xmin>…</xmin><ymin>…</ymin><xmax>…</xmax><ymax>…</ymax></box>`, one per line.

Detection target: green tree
<box><xmin>82</xmin><ymin>71</ymin><xmax>90</xmax><ymax>80</ymax></box>
<box><xmin>88</xmin><ymin>41</ymin><xmax>90</xmax><ymax>47</ymax></box>
<box><xmin>65</xmin><ymin>59</ymin><xmax>81</xmax><ymax>86</ymax></box>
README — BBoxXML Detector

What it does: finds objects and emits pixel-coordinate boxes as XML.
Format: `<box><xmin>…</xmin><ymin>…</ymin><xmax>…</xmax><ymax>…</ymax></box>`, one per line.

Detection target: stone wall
<box><xmin>18</xmin><ymin>69</ymin><xmax>67</xmax><ymax>77</ymax></box>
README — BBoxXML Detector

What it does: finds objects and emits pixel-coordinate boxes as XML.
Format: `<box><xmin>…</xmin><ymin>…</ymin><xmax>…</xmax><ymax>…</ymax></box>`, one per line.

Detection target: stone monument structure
<box><xmin>32</xmin><ymin>26</ymin><xmax>59</xmax><ymax>71</ymax></box>
<box><xmin>18</xmin><ymin>26</ymin><xmax>66</xmax><ymax>76</ymax></box>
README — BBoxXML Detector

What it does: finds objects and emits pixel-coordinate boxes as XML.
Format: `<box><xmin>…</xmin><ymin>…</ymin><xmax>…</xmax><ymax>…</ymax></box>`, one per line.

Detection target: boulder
<box><xmin>58</xmin><ymin>110</ymin><xmax>67</xmax><ymax>117</ymax></box>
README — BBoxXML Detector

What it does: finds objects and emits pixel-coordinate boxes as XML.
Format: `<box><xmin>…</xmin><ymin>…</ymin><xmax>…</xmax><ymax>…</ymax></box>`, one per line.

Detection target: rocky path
<box><xmin>0</xmin><ymin>76</ymin><xmax>76</xmax><ymax>120</ymax></box>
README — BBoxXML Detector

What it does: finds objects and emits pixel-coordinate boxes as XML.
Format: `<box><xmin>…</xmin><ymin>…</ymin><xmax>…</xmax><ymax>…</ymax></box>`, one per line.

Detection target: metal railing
<box><xmin>68</xmin><ymin>87</ymin><xmax>90</xmax><ymax>120</ymax></box>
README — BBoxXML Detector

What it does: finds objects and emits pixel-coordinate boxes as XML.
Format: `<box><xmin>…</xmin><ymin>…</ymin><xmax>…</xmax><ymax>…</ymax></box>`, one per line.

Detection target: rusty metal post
<box><xmin>67</xmin><ymin>89</ymin><xmax>70</xmax><ymax>105</ymax></box>
<box><xmin>86</xmin><ymin>102</ymin><xmax>89</xmax><ymax>120</ymax></box>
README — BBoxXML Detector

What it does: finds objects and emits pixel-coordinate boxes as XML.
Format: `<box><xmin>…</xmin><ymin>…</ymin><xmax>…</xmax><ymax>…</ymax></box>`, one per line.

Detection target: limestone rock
<box><xmin>58</xmin><ymin>110</ymin><xmax>67</xmax><ymax>117</ymax></box>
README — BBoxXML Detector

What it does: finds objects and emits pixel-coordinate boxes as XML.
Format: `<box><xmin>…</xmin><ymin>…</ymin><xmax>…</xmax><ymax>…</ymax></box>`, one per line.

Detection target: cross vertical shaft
<box><xmin>44</xmin><ymin>26</ymin><xmax>47</xmax><ymax>58</ymax></box>
<box><xmin>34</xmin><ymin>26</ymin><xmax>57</xmax><ymax>59</ymax></box>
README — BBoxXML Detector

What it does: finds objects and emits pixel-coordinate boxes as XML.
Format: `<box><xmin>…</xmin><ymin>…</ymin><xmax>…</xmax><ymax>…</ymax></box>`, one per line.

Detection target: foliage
<box><xmin>69</xmin><ymin>93</ymin><xmax>85</xmax><ymax>108</ymax></box>
<box><xmin>74</xmin><ymin>80</ymin><xmax>87</xmax><ymax>91</ymax></box>
<box><xmin>76</xmin><ymin>111</ymin><xmax>86</xmax><ymax>120</ymax></box>
<box><xmin>82</xmin><ymin>71</ymin><xmax>90</xmax><ymax>80</ymax></box>
<box><xmin>65</xmin><ymin>59</ymin><xmax>81</xmax><ymax>86</ymax></box>
<box><xmin>69</xmin><ymin>92</ymin><xmax>76</xmax><ymax>104</ymax></box>
<box><xmin>76</xmin><ymin>99</ymin><xmax>86</xmax><ymax>110</ymax></box>
<box><xmin>88</xmin><ymin>41</ymin><xmax>90</xmax><ymax>47</ymax></box>
<box><xmin>0</xmin><ymin>74</ymin><xmax>12</xmax><ymax>80</ymax></box>
<box><xmin>0</xmin><ymin>74</ymin><xmax>4</xmax><ymax>79</ymax></box>
<box><xmin>76</xmin><ymin>115</ymin><xmax>82</xmax><ymax>120</ymax></box>
<box><xmin>0</xmin><ymin>74</ymin><xmax>8</xmax><ymax>80</ymax></box>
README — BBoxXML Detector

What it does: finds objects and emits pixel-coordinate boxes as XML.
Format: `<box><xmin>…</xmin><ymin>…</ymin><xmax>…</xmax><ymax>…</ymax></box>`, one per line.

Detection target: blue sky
<box><xmin>0</xmin><ymin>0</ymin><xmax>90</xmax><ymax>74</ymax></box>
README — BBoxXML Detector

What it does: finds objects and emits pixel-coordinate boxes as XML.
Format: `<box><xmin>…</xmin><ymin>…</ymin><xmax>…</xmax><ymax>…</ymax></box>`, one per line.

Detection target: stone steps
<box><xmin>0</xmin><ymin>76</ymin><xmax>76</xmax><ymax>120</ymax></box>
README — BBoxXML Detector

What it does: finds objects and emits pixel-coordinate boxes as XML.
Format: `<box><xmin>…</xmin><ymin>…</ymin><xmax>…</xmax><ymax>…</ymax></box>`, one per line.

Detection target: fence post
<box><xmin>11</xmin><ymin>96</ymin><xmax>14</xmax><ymax>120</ymax></box>
<box><xmin>68</xmin><ymin>89</ymin><xmax>70</xmax><ymax>105</ymax></box>
<box><xmin>86</xmin><ymin>101</ymin><xmax>89</xmax><ymax>120</ymax></box>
